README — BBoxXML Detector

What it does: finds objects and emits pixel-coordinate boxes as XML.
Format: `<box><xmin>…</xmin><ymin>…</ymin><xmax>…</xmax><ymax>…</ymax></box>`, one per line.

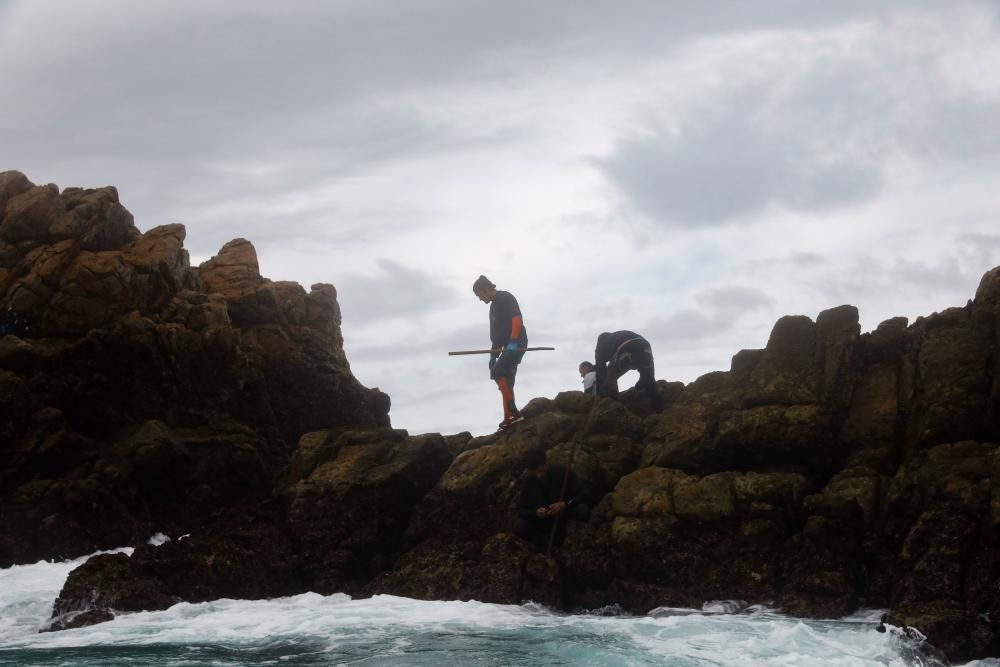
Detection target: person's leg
<box><xmin>505</xmin><ymin>363</ymin><xmax>520</xmax><ymax>416</ymax></box>
<box><xmin>635</xmin><ymin>345</ymin><xmax>664</xmax><ymax>412</ymax></box>
<box><xmin>536</xmin><ymin>520</ymin><xmax>553</xmax><ymax>552</ymax></box>
<box><xmin>492</xmin><ymin>353</ymin><xmax>524</xmax><ymax>426</ymax></box>
<box><xmin>605</xmin><ymin>364</ymin><xmax>622</xmax><ymax>398</ymax></box>
<box><xmin>513</xmin><ymin>516</ymin><xmax>548</xmax><ymax>552</ymax></box>
<box><xmin>491</xmin><ymin>352</ymin><xmax>515</xmax><ymax>420</ymax></box>
<box><xmin>496</xmin><ymin>376</ymin><xmax>514</xmax><ymax>419</ymax></box>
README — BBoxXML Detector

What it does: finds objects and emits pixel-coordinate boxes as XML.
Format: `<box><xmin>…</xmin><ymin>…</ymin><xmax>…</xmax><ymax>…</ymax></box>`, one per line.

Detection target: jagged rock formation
<box><xmin>2</xmin><ymin>172</ymin><xmax>998</xmax><ymax>662</ymax></box>
<box><xmin>369</xmin><ymin>275</ymin><xmax>1000</xmax><ymax>661</ymax></box>
<box><xmin>0</xmin><ymin>171</ymin><xmax>389</xmax><ymax>565</ymax></box>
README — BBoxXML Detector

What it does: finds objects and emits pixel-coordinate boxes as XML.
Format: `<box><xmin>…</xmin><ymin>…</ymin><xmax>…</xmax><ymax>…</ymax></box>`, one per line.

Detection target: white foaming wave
<box><xmin>3</xmin><ymin>593</ymin><xmax>567</xmax><ymax>650</ymax></box>
<box><xmin>648</xmin><ymin>599</ymin><xmax>763</xmax><ymax>617</ymax></box>
<box><xmin>0</xmin><ymin>547</ymin><xmax>132</xmax><ymax>644</ymax></box>
<box><xmin>840</xmin><ymin>608</ymin><xmax>889</xmax><ymax>623</ymax></box>
<box><xmin>22</xmin><ymin>594</ymin><xmax>945</xmax><ymax>667</ymax></box>
<box><xmin>701</xmin><ymin>599</ymin><xmax>749</xmax><ymax>614</ymax></box>
<box><xmin>1</xmin><ymin>556</ymin><xmax>990</xmax><ymax>666</ymax></box>
<box><xmin>623</xmin><ymin>615</ymin><xmax>929</xmax><ymax>667</ymax></box>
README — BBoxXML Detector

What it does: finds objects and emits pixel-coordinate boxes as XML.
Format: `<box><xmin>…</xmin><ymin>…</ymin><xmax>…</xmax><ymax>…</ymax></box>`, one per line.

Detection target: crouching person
<box><xmin>594</xmin><ymin>330</ymin><xmax>665</xmax><ymax>412</ymax></box>
<box><xmin>514</xmin><ymin>448</ymin><xmax>590</xmax><ymax>552</ymax></box>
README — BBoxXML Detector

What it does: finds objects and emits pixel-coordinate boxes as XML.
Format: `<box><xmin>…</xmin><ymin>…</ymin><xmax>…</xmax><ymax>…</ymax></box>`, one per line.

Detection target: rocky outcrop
<box><xmin>370</xmin><ymin>266</ymin><xmax>997</xmax><ymax>661</ymax></box>
<box><xmin>46</xmin><ymin>504</ymin><xmax>303</xmax><ymax>632</ymax></box>
<box><xmin>2</xmin><ymin>172</ymin><xmax>997</xmax><ymax>662</ymax></box>
<box><xmin>0</xmin><ymin>171</ymin><xmax>389</xmax><ymax>565</ymax></box>
<box><xmin>283</xmin><ymin>428</ymin><xmax>453</xmax><ymax>594</ymax></box>
<box><xmin>52</xmin><ymin>275</ymin><xmax>1000</xmax><ymax>656</ymax></box>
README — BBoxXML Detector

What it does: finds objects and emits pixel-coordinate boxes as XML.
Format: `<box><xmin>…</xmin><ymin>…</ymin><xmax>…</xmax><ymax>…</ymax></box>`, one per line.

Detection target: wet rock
<box><xmin>198</xmin><ymin>238</ymin><xmax>262</xmax><ymax>299</ymax></box>
<box><xmin>284</xmin><ymin>429</ymin><xmax>452</xmax><ymax>593</ymax></box>
<box><xmin>906</xmin><ymin>310</ymin><xmax>993</xmax><ymax>450</ymax></box>
<box><xmin>0</xmin><ymin>184</ymin><xmax>64</xmax><ymax>245</ymax></box>
<box><xmin>0</xmin><ymin>173</ymin><xmax>389</xmax><ymax>567</ymax></box>
<box><xmin>744</xmin><ymin>315</ymin><xmax>817</xmax><ymax>407</ymax></box>
<box><xmin>54</xmin><ymin>186</ymin><xmax>139</xmax><ymax>251</ymax></box>
<box><xmin>0</xmin><ymin>170</ymin><xmax>34</xmax><ymax>218</ymax></box>
<box><xmin>50</xmin><ymin>507</ymin><xmax>303</xmax><ymax>628</ymax></box>
<box><xmin>815</xmin><ymin>304</ymin><xmax>859</xmax><ymax>409</ymax></box>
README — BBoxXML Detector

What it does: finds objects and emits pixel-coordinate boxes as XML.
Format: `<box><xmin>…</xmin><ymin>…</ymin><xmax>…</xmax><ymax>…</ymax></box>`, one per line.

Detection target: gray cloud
<box><xmin>888</xmin><ymin>257</ymin><xmax>966</xmax><ymax>292</ymax></box>
<box><xmin>336</xmin><ymin>259</ymin><xmax>461</xmax><ymax>325</ymax></box>
<box><xmin>697</xmin><ymin>286</ymin><xmax>775</xmax><ymax>313</ymax></box>
<box><xmin>806</xmin><ymin>253</ymin><xmax>979</xmax><ymax>312</ymax></box>
<box><xmin>597</xmin><ymin>102</ymin><xmax>882</xmax><ymax>226</ymax></box>
<box><xmin>5</xmin><ymin>0</ymin><xmax>993</xmax><ymax>248</ymax></box>
<box><xmin>645</xmin><ymin>285</ymin><xmax>774</xmax><ymax>343</ymax></box>
<box><xmin>646</xmin><ymin>309</ymin><xmax>725</xmax><ymax>343</ymax></box>
<box><xmin>348</xmin><ymin>323</ymin><xmax>486</xmax><ymax>363</ymax></box>
<box><xmin>956</xmin><ymin>233</ymin><xmax>1000</xmax><ymax>277</ymax></box>
<box><xmin>2</xmin><ymin>1</ymin><xmax>968</xmax><ymax>168</ymax></box>
<box><xmin>789</xmin><ymin>252</ymin><xmax>826</xmax><ymax>268</ymax></box>
<box><xmin>738</xmin><ymin>252</ymin><xmax>828</xmax><ymax>275</ymax></box>
<box><xmin>959</xmin><ymin>233</ymin><xmax>1000</xmax><ymax>248</ymax></box>
<box><xmin>596</xmin><ymin>11</ymin><xmax>1000</xmax><ymax>227</ymax></box>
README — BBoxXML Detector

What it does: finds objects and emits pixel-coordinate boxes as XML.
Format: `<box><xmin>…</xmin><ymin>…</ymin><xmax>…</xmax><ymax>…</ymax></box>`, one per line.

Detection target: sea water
<box><xmin>1</xmin><ymin>547</ymin><xmax>998</xmax><ymax>667</ymax></box>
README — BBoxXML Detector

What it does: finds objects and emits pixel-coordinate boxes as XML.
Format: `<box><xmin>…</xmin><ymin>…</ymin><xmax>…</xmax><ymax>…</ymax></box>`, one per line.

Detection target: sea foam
<box><xmin>1</xmin><ymin>551</ymin><xmax>998</xmax><ymax>666</ymax></box>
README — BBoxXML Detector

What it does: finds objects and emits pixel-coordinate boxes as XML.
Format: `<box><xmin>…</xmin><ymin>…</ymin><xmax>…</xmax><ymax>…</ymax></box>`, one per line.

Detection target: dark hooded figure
<box><xmin>514</xmin><ymin>448</ymin><xmax>590</xmax><ymax>552</ymax></box>
<box><xmin>594</xmin><ymin>330</ymin><xmax>664</xmax><ymax>412</ymax></box>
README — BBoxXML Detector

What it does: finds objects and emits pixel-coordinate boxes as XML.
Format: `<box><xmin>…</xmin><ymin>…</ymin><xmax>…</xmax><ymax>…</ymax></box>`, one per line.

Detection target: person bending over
<box><xmin>594</xmin><ymin>330</ymin><xmax>665</xmax><ymax>412</ymax></box>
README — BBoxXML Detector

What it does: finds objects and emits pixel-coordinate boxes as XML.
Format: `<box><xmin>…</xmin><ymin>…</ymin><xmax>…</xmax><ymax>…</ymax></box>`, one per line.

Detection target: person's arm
<box><xmin>509</xmin><ymin>315</ymin><xmax>522</xmax><ymax>342</ymax></box>
<box><xmin>505</xmin><ymin>315</ymin><xmax>522</xmax><ymax>353</ymax></box>
<box><xmin>493</xmin><ymin>292</ymin><xmax>520</xmax><ymax>353</ymax></box>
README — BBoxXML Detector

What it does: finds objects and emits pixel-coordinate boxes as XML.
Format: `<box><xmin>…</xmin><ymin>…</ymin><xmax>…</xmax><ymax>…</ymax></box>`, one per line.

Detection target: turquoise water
<box><xmin>1</xmin><ymin>549</ymin><xmax>996</xmax><ymax>666</ymax></box>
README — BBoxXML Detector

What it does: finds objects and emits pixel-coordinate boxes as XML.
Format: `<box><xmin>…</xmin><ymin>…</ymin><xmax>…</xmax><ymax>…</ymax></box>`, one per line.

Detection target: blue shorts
<box><xmin>490</xmin><ymin>348</ymin><xmax>525</xmax><ymax>381</ymax></box>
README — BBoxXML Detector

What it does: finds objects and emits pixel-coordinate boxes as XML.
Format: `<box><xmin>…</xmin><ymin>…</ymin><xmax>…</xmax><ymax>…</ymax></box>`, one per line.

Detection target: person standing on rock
<box><xmin>594</xmin><ymin>330</ymin><xmax>665</xmax><ymax>412</ymax></box>
<box><xmin>514</xmin><ymin>448</ymin><xmax>590</xmax><ymax>552</ymax></box>
<box><xmin>473</xmin><ymin>275</ymin><xmax>527</xmax><ymax>430</ymax></box>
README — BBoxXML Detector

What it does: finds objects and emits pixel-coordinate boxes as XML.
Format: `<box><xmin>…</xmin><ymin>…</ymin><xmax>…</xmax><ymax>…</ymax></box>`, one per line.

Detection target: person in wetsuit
<box><xmin>594</xmin><ymin>330</ymin><xmax>665</xmax><ymax>412</ymax></box>
<box><xmin>514</xmin><ymin>448</ymin><xmax>590</xmax><ymax>552</ymax></box>
<box><xmin>472</xmin><ymin>275</ymin><xmax>527</xmax><ymax>430</ymax></box>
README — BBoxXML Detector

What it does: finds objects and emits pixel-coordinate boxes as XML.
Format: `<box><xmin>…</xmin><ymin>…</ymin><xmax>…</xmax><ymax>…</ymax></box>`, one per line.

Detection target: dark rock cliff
<box><xmin>2</xmin><ymin>172</ymin><xmax>998</xmax><ymax>661</ymax></box>
<box><xmin>0</xmin><ymin>171</ymin><xmax>389</xmax><ymax>565</ymax></box>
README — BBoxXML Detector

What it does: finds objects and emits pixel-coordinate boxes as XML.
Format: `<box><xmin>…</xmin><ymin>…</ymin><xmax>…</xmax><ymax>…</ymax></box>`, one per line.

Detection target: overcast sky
<box><xmin>3</xmin><ymin>0</ymin><xmax>1000</xmax><ymax>436</ymax></box>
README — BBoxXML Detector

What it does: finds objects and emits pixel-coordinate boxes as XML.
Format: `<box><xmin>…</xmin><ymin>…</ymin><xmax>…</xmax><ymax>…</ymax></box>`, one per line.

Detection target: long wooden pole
<box><xmin>447</xmin><ymin>347</ymin><xmax>555</xmax><ymax>356</ymax></box>
<box><xmin>546</xmin><ymin>440</ymin><xmax>579</xmax><ymax>556</ymax></box>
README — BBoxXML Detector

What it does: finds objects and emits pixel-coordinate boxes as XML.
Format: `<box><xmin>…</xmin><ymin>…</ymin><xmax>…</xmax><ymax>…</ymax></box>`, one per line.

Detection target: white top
<box><xmin>582</xmin><ymin>371</ymin><xmax>597</xmax><ymax>395</ymax></box>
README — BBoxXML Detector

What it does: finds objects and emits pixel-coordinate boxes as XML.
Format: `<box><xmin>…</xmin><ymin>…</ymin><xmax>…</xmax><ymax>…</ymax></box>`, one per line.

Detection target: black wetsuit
<box><xmin>594</xmin><ymin>330</ymin><xmax>664</xmax><ymax>411</ymax></box>
<box><xmin>488</xmin><ymin>290</ymin><xmax>528</xmax><ymax>382</ymax></box>
<box><xmin>514</xmin><ymin>463</ymin><xmax>590</xmax><ymax>551</ymax></box>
